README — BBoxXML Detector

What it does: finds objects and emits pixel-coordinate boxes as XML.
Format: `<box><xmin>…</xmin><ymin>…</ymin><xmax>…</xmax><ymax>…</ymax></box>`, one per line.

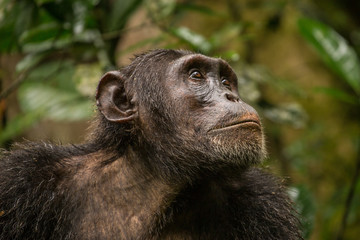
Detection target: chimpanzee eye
<box><xmin>221</xmin><ymin>78</ymin><xmax>231</xmax><ymax>89</ymax></box>
<box><xmin>189</xmin><ymin>70</ymin><xmax>203</xmax><ymax>80</ymax></box>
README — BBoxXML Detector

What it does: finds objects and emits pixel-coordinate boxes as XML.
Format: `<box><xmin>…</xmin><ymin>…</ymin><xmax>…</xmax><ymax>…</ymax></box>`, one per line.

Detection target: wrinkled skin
<box><xmin>0</xmin><ymin>49</ymin><xmax>301</xmax><ymax>240</ymax></box>
<box><xmin>162</xmin><ymin>53</ymin><xmax>264</xmax><ymax>165</ymax></box>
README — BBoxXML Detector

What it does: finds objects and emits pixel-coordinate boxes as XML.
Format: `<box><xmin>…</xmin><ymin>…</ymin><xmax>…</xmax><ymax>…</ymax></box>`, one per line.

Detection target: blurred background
<box><xmin>0</xmin><ymin>0</ymin><xmax>359</xmax><ymax>239</ymax></box>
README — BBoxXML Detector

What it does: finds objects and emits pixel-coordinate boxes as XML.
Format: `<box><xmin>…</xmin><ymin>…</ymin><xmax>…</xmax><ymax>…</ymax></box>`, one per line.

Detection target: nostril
<box><xmin>225</xmin><ymin>93</ymin><xmax>240</xmax><ymax>102</ymax></box>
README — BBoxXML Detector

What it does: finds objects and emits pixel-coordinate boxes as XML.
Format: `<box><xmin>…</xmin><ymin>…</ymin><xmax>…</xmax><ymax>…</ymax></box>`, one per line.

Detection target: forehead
<box><xmin>169</xmin><ymin>54</ymin><xmax>233</xmax><ymax>72</ymax></box>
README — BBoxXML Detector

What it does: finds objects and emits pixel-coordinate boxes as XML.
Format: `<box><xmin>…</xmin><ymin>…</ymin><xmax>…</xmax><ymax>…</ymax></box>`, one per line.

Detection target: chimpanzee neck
<box><xmin>72</xmin><ymin>146</ymin><xmax>184</xmax><ymax>239</ymax></box>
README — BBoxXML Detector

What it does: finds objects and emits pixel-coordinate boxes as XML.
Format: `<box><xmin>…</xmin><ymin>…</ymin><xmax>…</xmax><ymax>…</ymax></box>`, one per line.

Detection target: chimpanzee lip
<box><xmin>209</xmin><ymin>117</ymin><xmax>261</xmax><ymax>132</ymax></box>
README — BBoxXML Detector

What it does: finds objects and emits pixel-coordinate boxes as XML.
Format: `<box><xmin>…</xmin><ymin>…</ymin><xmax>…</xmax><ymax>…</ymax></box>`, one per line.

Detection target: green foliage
<box><xmin>170</xmin><ymin>27</ymin><xmax>213</xmax><ymax>53</ymax></box>
<box><xmin>0</xmin><ymin>0</ymin><xmax>146</xmax><ymax>143</ymax></box>
<box><xmin>298</xmin><ymin>16</ymin><xmax>360</xmax><ymax>240</ymax></box>
<box><xmin>298</xmin><ymin>17</ymin><xmax>360</xmax><ymax>97</ymax></box>
<box><xmin>107</xmin><ymin>0</ymin><xmax>143</xmax><ymax>32</ymax></box>
<box><xmin>289</xmin><ymin>185</ymin><xmax>316</xmax><ymax>239</ymax></box>
<box><xmin>263</xmin><ymin>103</ymin><xmax>307</xmax><ymax>128</ymax></box>
<box><xmin>314</xmin><ymin>87</ymin><xmax>359</xmax><ymax>105</ymax></box>
<box><xmin>19</xmin><ymin>84</ymin><xmax>93</xmax><ymax>121</ymax></box>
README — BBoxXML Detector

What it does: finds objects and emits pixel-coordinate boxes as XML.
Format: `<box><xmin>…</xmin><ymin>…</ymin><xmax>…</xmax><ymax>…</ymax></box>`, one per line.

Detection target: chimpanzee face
<box><xmin>97</xmin><ymin>51</ymin><xmax>265</xmax><ymax>167</ymax></box>
<box><xmin>160</xmin><ymin>54</ymin><xmax>265</xmax><ymax>165</ymax></box>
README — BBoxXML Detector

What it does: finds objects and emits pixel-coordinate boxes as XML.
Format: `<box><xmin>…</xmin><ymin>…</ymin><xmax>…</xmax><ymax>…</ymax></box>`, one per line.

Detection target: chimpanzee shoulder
<box><xmin>228</xmin><ymin>168</ymin><xmax>301</xmax><ymax>239</ymax></box>
<box><xmin>0</xmin><ymin>143</ymin><xmax>89</xmax><ymax>240</ymax></box>
<box><xmin>156</xmin><ymin>167</ymin><xmax>301</xmax><ymax>240</ymax></box>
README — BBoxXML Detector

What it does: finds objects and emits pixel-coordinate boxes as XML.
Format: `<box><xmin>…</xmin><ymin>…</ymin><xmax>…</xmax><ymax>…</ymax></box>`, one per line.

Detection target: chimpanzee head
<box><xmin>95</xmin><ymin>49</ymin><xmax>265</xmax><ymax>176</ymax></box>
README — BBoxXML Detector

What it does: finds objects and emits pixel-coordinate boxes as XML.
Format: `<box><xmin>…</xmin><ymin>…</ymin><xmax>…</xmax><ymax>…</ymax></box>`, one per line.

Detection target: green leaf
<box><xmin>298</xmin><ymin>18</ymin><xmax>360</xmax><ymax>95</ymax></box>
<box><xmin>210</xmin><ymin>23</ymin><xmax>243</xmax><ymax>49</ymax></box>
<box><xmin>73</xmin><ymin>63</ymin><xmax>102</xmax><ymax>97</ymax></box>
<box><xmin>18</xmin><ymin>84</ymin><xmax>93</xmax><ymax>121</ymax></box>
<box><xmin>35</xmin><ymin>0</ymin><xmax>53</xmax><ymax>5</ymax></box>
<box><xmin>177</xmin><ymin>3</ymin><xmax>222</xmax><ymax>16</ymax></box>
<box><xmin>22</xmin><ymin>37</ymin><xmax>72</xmax><ymax>53</ymax></box>
<box><xmin>0</xmin><ymin>0</ymin><xmax>11</xmax><ymax>8</ymax></box>
<box><xmin>0</xmin><ymin>1</ymin><xmax>26</xmax><ymax>52</ymax></box>
<box><xmin>14</xmin><ymin>1</ymin><xmax>37</xmax><ymax>38</ymax></box>
<box><xmin>0</xmin><ymin>24</ymin><xmax>17</xmax><ymax>52</ymax></box>
<box><xmin>25</xmin><ymin>61</ymin><xmax>65</xmax><ymax>81</ymax></box>
<box><xmin>107</xmin><ymin>0</ymin><xmax>143</xmax><ymax>32</ymax></box>
<box><xmin>221</xmin><ymin>51</ymin><xmax>241</xmax><ymax>62</ymax></box>
<box><xmin>288</xmin><ymin>185</ymin><xmax>316</xmax><ymax>239</ymax></box>
<box><xmin>263</xmin><ymin>103</ymin><xmax>308</xmax><ymax>128</ymax></box>
<box><xmin>19</xmin><ymin>22</ymin><xmax>62</xmax><ymax>44</ymax></box>
<box><xmin>314</xmin><ymin>87</ymin><xmax>359</xmax><ymax>105</ymax></box>
<box><xmin>23</xmin><ymin>60</ymin><xmax>79</xmax><ymax>94</ymax></box>
<box><xmin>170</xmin><ymin>27</ymin><xmax>212</xmax><ymax>53</ymax></box>
<box><xmin>146</xmin><ymin>0</ymin><xmax>176</xmax><ymax>21</ymax></box>
<box><xmin>16</xmin><ymin>52</ymin><xmax>48</xmax><ymax>73</ymax></box>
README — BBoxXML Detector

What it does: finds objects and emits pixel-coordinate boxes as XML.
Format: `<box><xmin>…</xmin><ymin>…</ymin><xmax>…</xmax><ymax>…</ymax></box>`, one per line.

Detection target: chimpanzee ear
<box><xmin>96</xmin><ymin>71</ymin><xmax>137</xmax><ymax>123</ymax></box>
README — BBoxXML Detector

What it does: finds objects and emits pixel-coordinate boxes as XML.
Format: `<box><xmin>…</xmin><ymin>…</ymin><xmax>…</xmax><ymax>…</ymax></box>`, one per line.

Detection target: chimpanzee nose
<box><xmin>225</xmin><ymin>93</ymin><xmax>240</xmax><ymax>102</ymax></box>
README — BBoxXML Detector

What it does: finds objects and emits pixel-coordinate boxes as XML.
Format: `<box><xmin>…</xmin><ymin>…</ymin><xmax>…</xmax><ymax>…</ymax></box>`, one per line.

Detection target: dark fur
<box><xmin>0</xmin><ymin>49</ymin><xmax>302</xmax><ymax>239</ymax></box>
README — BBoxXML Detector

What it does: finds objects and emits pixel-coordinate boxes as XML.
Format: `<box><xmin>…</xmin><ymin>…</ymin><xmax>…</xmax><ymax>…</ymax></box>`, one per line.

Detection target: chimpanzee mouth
<box><xmin>209</xmin><ymin>116</ymin><xmax>261</xmax><ymax>132</ymax></box>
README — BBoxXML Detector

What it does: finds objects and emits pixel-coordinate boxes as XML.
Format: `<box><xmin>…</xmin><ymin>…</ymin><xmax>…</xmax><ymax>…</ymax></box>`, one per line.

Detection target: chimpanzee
<box><xmin>0</xmin><ymin>49</ymin><xmax>301</xmax><ymax>240</ymax></box>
